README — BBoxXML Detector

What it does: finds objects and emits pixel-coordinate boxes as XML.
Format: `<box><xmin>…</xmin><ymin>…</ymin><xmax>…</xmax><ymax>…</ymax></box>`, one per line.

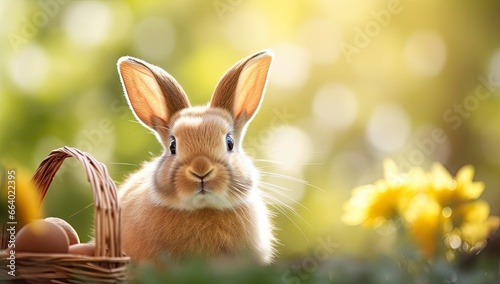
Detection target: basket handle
<box><xmin>31</xmin><ymin>146</ymin><xmax>122</xmax><ymax>259</ymax></box>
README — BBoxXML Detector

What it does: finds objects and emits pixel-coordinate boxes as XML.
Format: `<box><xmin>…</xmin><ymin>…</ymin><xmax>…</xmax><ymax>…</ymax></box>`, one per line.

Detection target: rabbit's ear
<box><xmin>117</xmin><ymin>56</ymin><xmax>190</xmax><ymax>135</ymax></box>
<box><xmin>211</xmin><ymin>50</ymin><xmax>273</xmax><ymax>127</ymax></box>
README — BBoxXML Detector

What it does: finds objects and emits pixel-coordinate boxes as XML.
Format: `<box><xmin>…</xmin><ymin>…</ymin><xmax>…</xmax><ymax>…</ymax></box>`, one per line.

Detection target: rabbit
<box><xmin>116</xmin><ymin>50</ymin><xmax>276</xmax><ymax>266</ymax></box>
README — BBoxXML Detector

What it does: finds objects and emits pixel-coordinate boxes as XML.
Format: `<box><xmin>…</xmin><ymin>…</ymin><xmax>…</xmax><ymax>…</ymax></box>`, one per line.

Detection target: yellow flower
<box><xmin>428</xmin><ymin>164</ymin><xmax>485</xmax><ymax>208</ymax></box>
<box><xmin>342</xmin><ymin>160</ymin><xmax>493</xmax><ymax>259</ymax></box>
<box><xmin>342</xmin><ymin>160</ymin><xmax>414</xmax><ymax>227</ymax></box>
<box><xmin>0</xmin><ymin>165</ymin><xmax>43</xmax><ymax>232</ymax></box>
<box><xmin>404</xmin><ymin>193</ymin><xmax>442</xmax><ymax>259</ymax></box>
<box><xmin>451</xmin><ymin>200</ymin><xmax>490</xmax><ymax>247</ymax></box>
<box><xmin>425</xmin><ymin>164</ymin><xmax>490</xmax><ymax>249</ymax></box>
<box><xmin>342</xmin><ymin>183</ymin><xmax>396</xmax><ymax>227</ymax></box>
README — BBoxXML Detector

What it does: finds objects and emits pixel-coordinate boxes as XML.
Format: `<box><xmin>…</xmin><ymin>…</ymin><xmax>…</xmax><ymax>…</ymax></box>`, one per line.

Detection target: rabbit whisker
<box><xmin>254</xmin><ymin>158</ymin><xmax>322</xmax><ymax>166</ymax></box>
<box><xmin>109</xmin><ymin>162</ymin><xmax>139</xmax><ymax>167</ymax></box>
<box><xmin>258</xmin><ymin>181</ymin><xmax>309</xmax><ymax>212</ymax></box>
<box><xmin>262</xmin><ymin>194</ymin><xmax>310</xmax><ymax>241</ymax></box>
<box><xmin>260</xmin><ymin>171</ymin><xmax>324</xmax><ymax>192</ymax></box>
<box><xmin>67</xmin><ymin>202</ymin><xmax>94</xmax><ymax>219</ymax></box>
<box><xmin>259</xmin><ymin>187</ymin><xmax>306</xmax><ymax>222</ymax></box>
<box><xmin>259</xmin><ymin>187</ymin><xmax>312</xmax><ymax>228</ymax></box>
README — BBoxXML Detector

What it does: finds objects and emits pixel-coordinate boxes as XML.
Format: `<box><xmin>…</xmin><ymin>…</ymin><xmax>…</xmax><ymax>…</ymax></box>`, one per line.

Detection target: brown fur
<box><xmin>117</xmin><ymin>50</ymin><xmax>275</xmax><ymax>265</ymax></box>
<box><xmin>120</xmin><ymin>166</ymin><xmax>270</xmax><ymax>264</ymax></box>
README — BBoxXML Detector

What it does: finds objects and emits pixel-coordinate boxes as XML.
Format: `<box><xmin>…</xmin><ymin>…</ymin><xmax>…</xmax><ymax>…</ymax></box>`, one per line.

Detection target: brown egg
<box><xmin>16</xmin><ymin>219</ymin><xmax>69</xmax><ymax>253</ymax></box>
<box><xmin>69</xmin><ymin>243</ymin><xmax>95</xmax><ymax>256</ymax></box>
<box><xmin>45</xmin><ymin>217</ymin><xmax>80</xmax><ymax>245</ymax></box>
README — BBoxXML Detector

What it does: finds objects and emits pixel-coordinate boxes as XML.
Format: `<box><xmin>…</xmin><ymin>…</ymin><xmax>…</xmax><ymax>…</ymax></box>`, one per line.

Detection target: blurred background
<box><xmin>1</xmin><ymin>0</ymin><xmax>499</xmax><ymax>276</ymax></box>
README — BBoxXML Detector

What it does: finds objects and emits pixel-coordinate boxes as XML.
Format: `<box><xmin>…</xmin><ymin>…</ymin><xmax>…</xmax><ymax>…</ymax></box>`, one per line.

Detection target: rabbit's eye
<box><xmin>169</xmin><ymin>137</ymin><xmax>176</xmax><ymax>155</ymax></box>
<box><xmin>226</xmin><ymin>134</ymin><xmax>234</xmax><ymax>152</ymax></box>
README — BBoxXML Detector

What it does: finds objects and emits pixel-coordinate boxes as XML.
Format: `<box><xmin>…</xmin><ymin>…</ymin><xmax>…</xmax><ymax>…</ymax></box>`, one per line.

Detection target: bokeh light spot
<box><xmin>442</xmin><ymin>206</ymin><xmax>452</xmax><ymax>218</ymax></box>
<box><xmin>298</xmin><ymin>17</ymin><xmax>342</xmax><ymax>64</ymax></box>
<box><xmin>448</xmin><ymin>234</ymin><xmax>462</xmax><ymax>249</ymax></box>
<box><xmin>63</xmin><ymin>1</ymin><xmax>112</xmax><ymax>47</ymax></box>
<box><xmin>269</xmin><ymin>44</ymin><xmax>311</xmax><ymax>90</ymax></box>
<box><xmin>366</xmin><ymin>104</ymin><xmax>411</xmax><ymax>153</ymax></box>
<box><xmin>257</xmin><ymin>124</ymin><xmax>312</xmax><ymax>209</ymax></box>
<box><xmin>404</xmin><ymin>31</ymin><xmax>447</xmax><ymax>77</ymax></box>
<box><xmin>224</xmin><ymin>9</ymin><xmax>270</xmax><ymax>52</ymax></box>
<box><xmin>8</xmin><ymin>44</ymin><xmax>49</xmax><ymax>93</ymax></box>
<box><xmin>312</xmin><ymin>84</ymin><xmax>357</xmax><ymax>131</ymax></box>
<box><xmin>262</xmin><ymin>126</ymin><xmax>313</xmax><ymax>172</ymax></box>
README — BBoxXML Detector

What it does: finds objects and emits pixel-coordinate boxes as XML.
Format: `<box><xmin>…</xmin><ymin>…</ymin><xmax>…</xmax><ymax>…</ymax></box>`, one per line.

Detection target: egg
<box><xmin>69</xmin><ymin>243</ymin><xmax>95</xmax><ymax>256</ymax></box>
<box><xmin>16</xmin><ymin>220</ymin><xmax>69</xmax><ymax>253</ymax></box>
<box><xmin>45</xmin><ymin>217</ymin><xmax>80</xmax><ymax>245</ymax></box>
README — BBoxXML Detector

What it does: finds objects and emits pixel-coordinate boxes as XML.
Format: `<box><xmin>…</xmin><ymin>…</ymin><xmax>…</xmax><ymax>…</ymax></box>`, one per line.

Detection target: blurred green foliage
<box><xmin>126</xmin><ymin>252</ymin><xmax>500</xmax><ymax>284</ymax></box>
<box><xmin>1</xmin><ymin>0</ymin><xmax>499</xmax><ymax>282</ymax></box>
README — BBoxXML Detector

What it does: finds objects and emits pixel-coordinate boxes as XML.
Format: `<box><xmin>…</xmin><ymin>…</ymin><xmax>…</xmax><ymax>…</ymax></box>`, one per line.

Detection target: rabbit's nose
<box><xmin>189</xmin><ymin>169</ymin><xmax>214</xmax><ymax>181</ymax></box>
<box><xmin>188</xmin><ymin>157</ymin><xmax>214</xmax><ymax>180</ymax></box>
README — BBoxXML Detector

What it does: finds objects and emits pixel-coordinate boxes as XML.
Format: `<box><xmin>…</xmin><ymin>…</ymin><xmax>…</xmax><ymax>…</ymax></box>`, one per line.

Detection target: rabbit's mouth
<box><xmin>193</xmin><ymin>173</ymin><xmax>212</xmax><ymax>194</ymax></box>
<box><xmin>196</xmin><ymin>183</ymin><xmax>208</xmax><ymax>195</ymax></box>
<box><xmin>195</xmin><ymin>172</ymin><xmax>211</xmax><ymax>194</ymax></box>
<box><xmin>194</xmin><ymin>182</ymin><xmax>220</xmax><ymax>197</ymax></box>
<box><xmin>188</xmin><ymin>189</ymin><xmax>232</xmax><ymax>209</ymax></box>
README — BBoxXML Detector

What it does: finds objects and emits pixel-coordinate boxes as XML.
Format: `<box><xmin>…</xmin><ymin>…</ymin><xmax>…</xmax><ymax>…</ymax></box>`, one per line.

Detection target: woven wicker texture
<box><xmin>0</xmin><ymin>147</ymin><xmax>129</xmax><ymax>283</ymax></box>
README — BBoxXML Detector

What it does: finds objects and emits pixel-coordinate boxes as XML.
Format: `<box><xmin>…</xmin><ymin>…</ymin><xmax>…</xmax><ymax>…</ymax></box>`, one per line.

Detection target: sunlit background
<box><xmin>1</xmin><ymin>0</ymin><xmax>499</xmax><ymax>275</ymax></box>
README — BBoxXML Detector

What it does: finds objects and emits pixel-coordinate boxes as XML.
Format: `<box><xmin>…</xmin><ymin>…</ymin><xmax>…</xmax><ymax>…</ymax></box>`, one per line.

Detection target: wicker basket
<box><xmin>0</xmin><ymin>147</ymin><xmax>130</xmax><ymax>283</ymax></box>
